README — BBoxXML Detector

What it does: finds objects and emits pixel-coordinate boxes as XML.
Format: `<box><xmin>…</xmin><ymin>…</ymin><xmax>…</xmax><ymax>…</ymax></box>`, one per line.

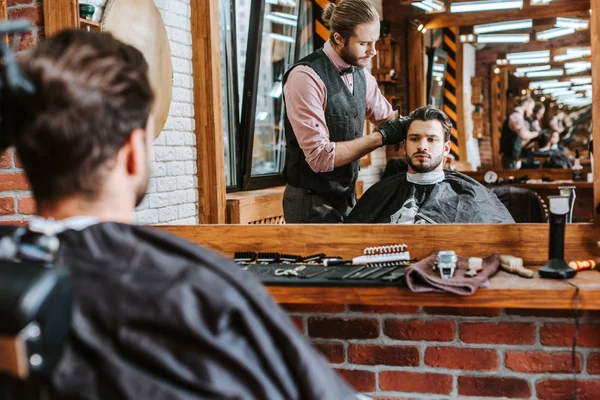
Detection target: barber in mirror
<box><xmin>281</xmin><ymin>0</ymin><xmax>406</xmax><ymax>223</ymax></box>
<box><xmin>499</xmin><ymin>96</ymin><xmax>540</xmax><ymax>169</ymax></box>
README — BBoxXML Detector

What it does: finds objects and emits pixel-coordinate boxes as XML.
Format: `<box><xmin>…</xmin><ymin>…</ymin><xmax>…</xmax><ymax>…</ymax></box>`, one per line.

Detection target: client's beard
<box><xmin>406</xmin><ymin>152</ymin><xmax>444</xmax><ymax>173</ymax></box>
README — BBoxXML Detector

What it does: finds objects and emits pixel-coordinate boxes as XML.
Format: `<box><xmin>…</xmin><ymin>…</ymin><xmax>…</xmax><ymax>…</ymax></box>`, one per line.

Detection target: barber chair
<box><xmin>490</xmin><ymin>186</ymin><xmax>548</xmax><ymax>223</ymax></box>
<box><xmin>0</xmin><ymin>234</ymin><xmax>71</xmax><ymax>399</ymax></box>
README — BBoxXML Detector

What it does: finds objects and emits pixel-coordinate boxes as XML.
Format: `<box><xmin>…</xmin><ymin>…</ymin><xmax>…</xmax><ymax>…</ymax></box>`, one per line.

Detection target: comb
<box><xmin>233</xmin><ymin>251</ymin><xmax>256</xmax><ymax>263</ymax></box>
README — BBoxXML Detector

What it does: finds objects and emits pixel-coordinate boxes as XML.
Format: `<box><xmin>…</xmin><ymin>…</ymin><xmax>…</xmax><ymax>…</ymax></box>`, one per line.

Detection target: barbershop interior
<box><xmin>2</xmin><ymin>0</ymin><xmax>600</xmax><ymax>399</ymax></box>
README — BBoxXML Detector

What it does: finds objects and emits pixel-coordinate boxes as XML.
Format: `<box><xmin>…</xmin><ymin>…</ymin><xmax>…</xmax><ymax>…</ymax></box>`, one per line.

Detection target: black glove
<box><xmin>378</xmin><ymin>116</ymin><xmax>409</xmax><ymax>145</ymax></box>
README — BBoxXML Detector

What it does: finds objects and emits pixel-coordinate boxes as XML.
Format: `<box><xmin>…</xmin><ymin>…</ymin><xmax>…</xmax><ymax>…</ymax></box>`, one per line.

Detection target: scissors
<box><xmin>274</xmin><ymin>265</ymin><xmax>306</xmax><ymax>276</ymax></box>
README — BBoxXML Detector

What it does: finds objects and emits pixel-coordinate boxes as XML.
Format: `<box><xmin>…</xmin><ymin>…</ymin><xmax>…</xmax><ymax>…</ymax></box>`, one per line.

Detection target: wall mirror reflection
<box><xmin>216</xmin><ymin>0</ymin><xmax>597</xmax><ymax>226</ymax></box>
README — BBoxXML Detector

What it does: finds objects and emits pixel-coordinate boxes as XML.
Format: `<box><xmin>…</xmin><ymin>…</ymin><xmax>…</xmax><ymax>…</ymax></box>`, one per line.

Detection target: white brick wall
<box><xmin>89</xmin><ymin>0</ymin><xmax>198</xmax><ymax>225</ymax></box>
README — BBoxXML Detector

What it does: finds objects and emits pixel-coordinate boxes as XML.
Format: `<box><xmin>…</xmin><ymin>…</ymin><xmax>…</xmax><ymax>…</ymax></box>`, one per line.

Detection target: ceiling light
<box><xmin>555</xmin><ymin>17</ymin><xmax>589</xmax><ymax>30</ymax></box>
<box><xmin>515</xmin><ymin>65</ymin><xmax>551</xmax><ymax>73</ymax></box>
<box><xmin>460</xmin><ymin>34</ymin><xmax>476</xmax><ymax>42</ymax></box>
<box><xmin>540</xmin><ymin>96</ymin><xmax>546</xmax><ymax>102</ymax></box>
<box><xmin>570</xmin><ymin>77</ymin><xmax>592</xmax><ymax>85</ymax></box>
<box><xmin>529</xmin><ymin>80</ymin><xmax>571</xmax><ymax>89</ymax></box>
<box><xmin>514</xmin><ymin>72</ymin><xmax>524</xmax><ymax>77</ymax></box>
<box><xmin>450</xmin><ymin>0</ymin><xmax>523</xmax><ymax>13</ymax></box>
<box><xmin>494</xmin><ymin>67</ymin><xmax>501</xmax><ymax>74</ymax></box>
<box><xmin>477</xmin><ymin>34</ymin><xmax>530</xmax><ymax>43</ymax></box>
<box><xmin>497</xmin><ymin>58</ymin><xmax>509</xmax><ymax>65</ymax></box>
<box><xmin>506</xmin><ymin>50</ymin><xmax>550</xmax><ymax>60</ymax></box>
<box><xmin>542</xmin><ymin>88</ymin><xmax>573</xmax><ymax>95</ymax></box>
<box><xmin>536</xmin><ymin>27</ymin><xmax>576</xmax><ymax>40</ymax></box>
<box><xmin>554</xmin><ymin>53</ymin><xmax>584</xmax><ymax>62</ymax></box>
<box><xmin>531</xmin><ymin>0</ymin><xmax>552</xmax><ymax>3</ymax></box>
<box><xmin>526</xmin><ymin>69</ymin><xmax>563</xmax><ymax>78</ymax></box>
<box><xmin>509</xmin><ymin>57</ymin><xmax>550</xmax><ymax>65</ymax></box>
<box><xmin>473</xmin><ymin>19</ymin><xmax>532</xmax><ymax>34</ymax></box>
<box><xmin>566</xmin><ymin>67</ymin><xmax>590</xmax><ymax>75</ymax></box>
<box><xmin>412</xmin><ymin>2</ymin><xmax>434</xmax><ymax>12</ymax></box>
<box><xmin>572</xmin><ymin>84</ymin><xmax>592</xmax><ymax>91</ymax></box>
<box><xmin>564</xmin><ymin>61</ymin><xmax>591</xmax><ymax>69</ymax></box>
<box><xmin>422</xmin><ymin>0</ymin><xmax>445</xmax><ymax>11</ymax></box>
<box><xmin>567</xmin><ymin>47</ymin><xmax>591</xmax><ymax>56</ymax></box>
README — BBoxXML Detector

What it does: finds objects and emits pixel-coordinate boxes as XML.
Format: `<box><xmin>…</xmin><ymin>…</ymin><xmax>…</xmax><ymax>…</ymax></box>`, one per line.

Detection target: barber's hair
<box><xmin>6</xmin><ymin>29</ymin><xmax>154</xmax><ymax>209</ymax></box>
<box><xmin>322</xmin><ymin>0</ymin><xmax>379</xmax><ymax>43</ymax></box>
<box><xmin>514</xmin><ymin>95</ymin><xmax>533</xmax><ymax>107</ymax></box>
<box><xmin>406</xmin><ymin>106</ymin><xmax>452</xmax><ymax>142</ymax></box>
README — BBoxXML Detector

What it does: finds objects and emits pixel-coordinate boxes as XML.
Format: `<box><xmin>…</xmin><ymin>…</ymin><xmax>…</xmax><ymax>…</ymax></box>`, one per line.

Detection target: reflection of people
<box><xmin>525</xmin><ymin>102</ymin><xmax>545</xmax><ymax>132</ymax></box>
<box><xmin>499</xmin><ymin>96</ymin><xmax>539</xmax><ymax>169</ymax></box>
<box><xmin>282</xmin><ymin>0</ymin><xmax>405</xmax><ymax>223</ymax></box>
<box><xmin>5</xmin><ymin>30</ymin><xmax>356</xmax><ymax>399</ymax></box>
<box><xmin>536</xmin><ymin>132</ymin><xmax>570</xmax><ymax>168</ymax></box>
<box><xmin>346</xmin><ymin>107</ymin><xmax>514</xmax><ymax>224</ymax></box>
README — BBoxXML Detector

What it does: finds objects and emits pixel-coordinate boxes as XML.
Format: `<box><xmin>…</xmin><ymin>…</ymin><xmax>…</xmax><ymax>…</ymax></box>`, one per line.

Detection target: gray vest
<box><xmin>281</xmin><ymin>48</ymin><xmax>367</xmax><ymax>206</ymax></box>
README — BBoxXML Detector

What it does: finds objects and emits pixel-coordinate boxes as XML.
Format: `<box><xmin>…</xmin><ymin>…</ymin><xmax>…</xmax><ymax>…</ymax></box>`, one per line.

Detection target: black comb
<box><xmin>234</xmin><ymin>251</ymin><xmax>256</xmax><ymax>263</ymax></box>
<box><xmin>279</xmin><ymin>254</ymin><xmax>301</xmax><ymax>263</ymax></box>
<box><xmin>257</xmin><ymin>252</ymin><xmax>279</xmax><ymax>264</ymax></box>
<box><xmin>302</xmin><ymin>253</ymin><xmax>326</xmax><ymax>263</ymax></box>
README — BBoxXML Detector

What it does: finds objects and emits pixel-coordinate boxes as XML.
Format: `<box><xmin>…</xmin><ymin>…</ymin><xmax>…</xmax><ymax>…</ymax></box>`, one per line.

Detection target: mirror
<box><xmin>426</xmin><ymin>47</ymin><xmax>448</xmax><ymax>108</ymax></box>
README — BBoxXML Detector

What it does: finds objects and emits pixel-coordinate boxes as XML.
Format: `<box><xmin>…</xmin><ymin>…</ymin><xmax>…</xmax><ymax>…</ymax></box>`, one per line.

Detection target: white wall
<box><xmin>462</xmin><ymin>43</ymin><xmax>481</xmax><ymax>170</ymax></box>
<box><xmin>88</xmin><ymin>0</ymin><xmax>199</xmax><ymax>224</ymax></box>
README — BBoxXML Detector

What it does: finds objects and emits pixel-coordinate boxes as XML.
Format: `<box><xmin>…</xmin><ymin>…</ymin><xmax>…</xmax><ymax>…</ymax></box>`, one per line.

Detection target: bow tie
<box><xmin>340</xmin><ymin>66</ymin><xmax>354</xmax><ymax>76</ymax></box>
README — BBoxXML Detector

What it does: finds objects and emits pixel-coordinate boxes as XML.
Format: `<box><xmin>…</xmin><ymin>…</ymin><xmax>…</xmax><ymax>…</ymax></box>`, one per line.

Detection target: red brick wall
<box><xmin>474</xmin><ymin>30</ymin><xmax>591</xmax><ymax>166</ymax></box>
<box><xmin>284</xmin><ymin>304</ymin><xmax>600</xmax><ymax>399</ymax></box>
<box><xmin>1</xmin><ymin>1</ymin><xmax>43</xmax><ymax>223</ymax></box>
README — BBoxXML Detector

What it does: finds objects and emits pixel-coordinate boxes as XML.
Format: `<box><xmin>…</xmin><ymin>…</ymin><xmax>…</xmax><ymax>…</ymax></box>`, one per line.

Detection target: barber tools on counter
<box><xmin>405</xmin><ymin>252</ymin><xmax>500</xmax><ymax>296</ymax></box>
<box><xmin>499</xmin><ymin>255</ymin><xmax>534</xmax><ymax>278</ymax></box>
<box><xmin>539</xmin><ymin>195</ymin><xmax>577</xmax><ymax>279</ymax></box>
<box><xmin>232</xmin><ymin>245</ymin><xmax>413</xmax><ymax>286</ymax></box>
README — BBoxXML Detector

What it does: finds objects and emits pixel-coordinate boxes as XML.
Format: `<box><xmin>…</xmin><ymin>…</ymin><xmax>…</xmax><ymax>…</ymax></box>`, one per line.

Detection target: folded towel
<box><xmin>405</xmin><ymin>252</ymin><xmax>500</xmax><ymax>296</ymax></box>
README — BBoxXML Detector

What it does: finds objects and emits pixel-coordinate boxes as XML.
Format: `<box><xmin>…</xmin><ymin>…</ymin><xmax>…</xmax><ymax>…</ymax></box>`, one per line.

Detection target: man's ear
<box><xmin>443</xmin><ymin>140</ymin><xmax>451</xmax><ymax>157</ymax></box>
<box><xmin>333</xmin><ymin>32</ymin><xmax>345</xmax><ymax>47</ymax></box>
<box><xmin>124</xmin><ymin>128</ymin><xmax>147</xmax><ymax>176</ymax></box>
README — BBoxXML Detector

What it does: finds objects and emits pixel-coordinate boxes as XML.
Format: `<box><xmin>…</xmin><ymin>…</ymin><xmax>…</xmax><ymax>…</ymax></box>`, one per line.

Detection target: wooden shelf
<box><xmin>79</xmin><ymin>18</ymin><xmax>101</xmax><ymax>32</ymax></box>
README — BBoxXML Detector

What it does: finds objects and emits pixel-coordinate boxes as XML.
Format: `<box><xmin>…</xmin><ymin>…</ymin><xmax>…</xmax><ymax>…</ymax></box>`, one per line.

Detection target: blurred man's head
<box><xmin>403</xmin><ymin>106</ymin><xmax>451</xmax><ymax>174</ymax></box>
<box><xmin>5</xmin><ymin>30</ymin><xmax>154</xmax><ymax>220</ymax></box>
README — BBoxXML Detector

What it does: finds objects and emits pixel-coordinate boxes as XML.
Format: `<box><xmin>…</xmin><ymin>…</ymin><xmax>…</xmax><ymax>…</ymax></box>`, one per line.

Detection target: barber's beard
<box><xmin>339</xmin><ymin>45</ymin><xmax>369</xmax><ymax>68</ymax></box>
<box><xmin>406</xmin><ymin>152</ymin><xmax>444</xmax><ymax>173</ymax></box>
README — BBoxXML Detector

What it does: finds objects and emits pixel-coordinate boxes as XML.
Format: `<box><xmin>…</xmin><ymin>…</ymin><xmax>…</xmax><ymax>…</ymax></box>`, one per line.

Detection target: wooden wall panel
<box><xmin>407</xmin><ymin>27</ymin><xmax>425</xmax><ymax>111</ymax></box>
<box><xmin>191</xmin><ymin>0</ymin><xmax>226</xmax><ymax>224</ymax></box>
<box><xmin>43</xmin><ymin>0</ymin><xmax>78</xmax><ymax>37</ymax></box>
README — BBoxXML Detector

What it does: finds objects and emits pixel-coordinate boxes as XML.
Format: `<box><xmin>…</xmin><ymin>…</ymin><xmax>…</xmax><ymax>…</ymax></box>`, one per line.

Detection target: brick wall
<box><xmin>2</xmin><ymin>0</ymin><xmax>198</xmax><ymax>224</ymax></box>
<box><xmin>284</xmin><ymin>304</ymin><xmax>600</xmax><ymax>399</ymax></box>
<box><xmin>474</xmin><ymin>30</ymin><xmax>591</xmax><ymax>166</ymax></box>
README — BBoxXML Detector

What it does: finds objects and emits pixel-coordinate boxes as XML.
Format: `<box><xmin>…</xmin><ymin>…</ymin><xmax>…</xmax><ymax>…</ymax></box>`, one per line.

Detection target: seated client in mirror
<box><xmin>346</xmin><ymin>106</ymin><xmax>514</xmax><ymax>224</ymax></box>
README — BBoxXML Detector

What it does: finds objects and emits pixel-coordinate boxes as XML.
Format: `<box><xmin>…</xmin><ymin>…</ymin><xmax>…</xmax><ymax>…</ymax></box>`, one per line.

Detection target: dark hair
<box><xmin>538</xmin><ymin>131</ymin><xmax>551</xmax><ymax>149</ymax></box>
<box><xmin>533</xmin><ymin>102</ymin><xmax>545</xmax><ymax>116</ymax></box>
<box><xmin>322</xmin><ymin>0</ymin><xmax>379</xmax><ymax>42</ymax></box>
<box><xmin>405</xmin><ymin>106</ymin><xmax>452</xmax><ymax>142</ymax></box>
<box><xmin>6</xmin><ymin>30</ymin><xmax>154</xmax><ymax>209</ymax></box>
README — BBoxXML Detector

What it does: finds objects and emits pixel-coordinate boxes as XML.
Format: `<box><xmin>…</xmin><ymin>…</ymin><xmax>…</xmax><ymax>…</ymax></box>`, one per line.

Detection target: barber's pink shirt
<box><xmin>284</xmin><ymin>41</ymin><xmax>393</xmax><ymax>173</ymax></box>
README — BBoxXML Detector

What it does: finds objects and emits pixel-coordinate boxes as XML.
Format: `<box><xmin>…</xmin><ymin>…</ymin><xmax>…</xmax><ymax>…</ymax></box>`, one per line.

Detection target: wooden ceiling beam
<box><xmin>420</xmin><ymin>0</ymin><xmax>590</xmax><ymax>30</ymax></box>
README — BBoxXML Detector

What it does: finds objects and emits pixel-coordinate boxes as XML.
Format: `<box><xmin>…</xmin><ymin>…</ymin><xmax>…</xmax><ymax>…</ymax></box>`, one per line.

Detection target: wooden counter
<box><xmin>159</xmin><ymin>223</ymin><xmax>600</xmax><ymax>310</ymax></box>
<box><xmin>267</xmin><ymin>267</ymin><xmax>600</xmax><ymax>310</ymax></box>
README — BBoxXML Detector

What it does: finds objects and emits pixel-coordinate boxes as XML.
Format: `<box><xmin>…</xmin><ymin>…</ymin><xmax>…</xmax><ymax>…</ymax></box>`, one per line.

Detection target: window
<box><xmin>220</xmin><ymin>0</ymin><xmax>310</xmax><ymax>191</ymax></box>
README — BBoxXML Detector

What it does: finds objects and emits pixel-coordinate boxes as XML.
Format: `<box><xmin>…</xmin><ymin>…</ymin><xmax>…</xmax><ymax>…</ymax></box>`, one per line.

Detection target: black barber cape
<box><xmin>346</xmin><ymin>171</ymin><xmax>514</xmax><ymax>224</ymax></box>
<box><xmin>47</xmin><ymin>223</ymin><xmax>355</xmax><ymax>400</ymax></box>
